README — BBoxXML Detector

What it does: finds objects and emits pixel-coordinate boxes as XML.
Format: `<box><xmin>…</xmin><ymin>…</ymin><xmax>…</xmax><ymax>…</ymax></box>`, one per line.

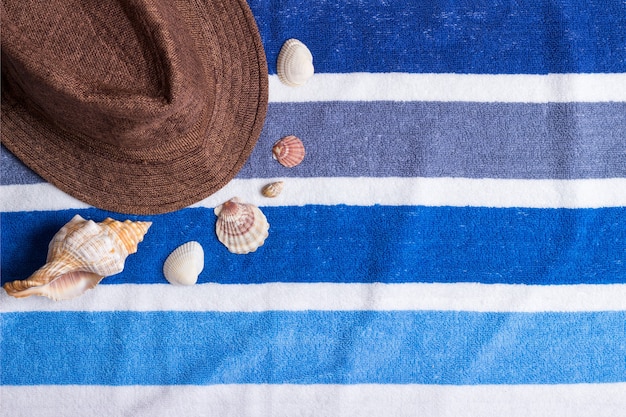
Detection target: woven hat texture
<box><xmin>1</xmin><ymin>0</ymin><xmax>268</xmax><ymax>214</ymax></box>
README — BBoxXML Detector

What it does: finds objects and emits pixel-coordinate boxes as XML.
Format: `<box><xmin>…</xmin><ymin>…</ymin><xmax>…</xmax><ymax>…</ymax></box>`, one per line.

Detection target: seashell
<box><xmin>261</xmin><ymin>181</ymin><xmax>284</xmax><ymax>198</ymax></box>
<box><xmin>272</xmin><ymin>135</ymin><xmax>305</xmax><ymax>168</ymax></box>
<box><xmin>3</xmin><ymin>214</ymin><xmax>151</xmax><ymax>300</ymax></box>
<box><xmin>277</xmin><ymin>38</ymin><xmax>314</xmax><ymax>87</ymax></box>
<box><xmin>163</xmin><ymin>241</ymin><xmax>204</xmax><ymax>286</ymax></box>
<box><xmin>214</xmin><ymin>197</ymin><xmax>269</xmax><ymax>254</ymax></box>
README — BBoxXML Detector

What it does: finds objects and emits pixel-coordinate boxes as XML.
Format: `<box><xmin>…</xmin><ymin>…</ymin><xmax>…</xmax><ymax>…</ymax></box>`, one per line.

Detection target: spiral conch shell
<box><xmin>214</xmin><ymin>197</ymin><xmax>269</xmax><ymax>254</ymax></box>
<box><xmin>277</xmin><ymin>39</ymin><xmax>314</xmax><ymax>87</ymax></box>
<box><xmin>3</xmin><ymin>214</ymin><xmax>151</xmax><ymax>300</ymax></box>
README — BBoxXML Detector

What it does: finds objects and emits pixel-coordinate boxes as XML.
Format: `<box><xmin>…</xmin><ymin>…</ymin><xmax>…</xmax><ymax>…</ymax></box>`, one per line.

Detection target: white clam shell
<box><xmin>163</xmin><ymin>241</ymin><xmax>204</xmax><ymax>286</ymax></box>
<box><xmin>277</xmin><ymin>39</ymin><xmax>314</xmax><ymax>87</ymax></box>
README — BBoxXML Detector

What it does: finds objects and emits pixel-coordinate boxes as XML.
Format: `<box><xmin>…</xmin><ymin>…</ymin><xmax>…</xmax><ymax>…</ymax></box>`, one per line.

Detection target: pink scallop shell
<box><xmin>272</xmin><ymin>135</ymin><xmax>305</xmax><ymax>168</ymax></box>
<box><xmin>214</xmin><ymin>197</ymin><xmax>269</xmax><ymax>254</ymax></box>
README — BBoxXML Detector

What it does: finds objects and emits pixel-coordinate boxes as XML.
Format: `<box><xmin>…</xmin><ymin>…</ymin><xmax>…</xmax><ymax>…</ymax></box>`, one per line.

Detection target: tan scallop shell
<box><xmin>214</xmin><ymin>197</ymin><xmax>269</xmax><ymax>254</ymax></box>
<box><xmin>272</xmin><ymin>135</ymin><xmax>305</xmax><ymax>168</ymax></box>
<box><xmin>163</xmin><ymin>241</ymin><xmax>204</xmax><ymax>286</ymax></box>
<box><xmin>2</xmin><ymin>214</ymin><xmax>151</xmax><ymax>300</ymax></box>
<box><xmin>261</xmin><ymin>181</ymin><xmax>285</xmax><ymax>198</ymax></box>
<box><xmin>277</xmin><ymin>39</ymin><xmax>314</xmax><ymax>86</ymax></box>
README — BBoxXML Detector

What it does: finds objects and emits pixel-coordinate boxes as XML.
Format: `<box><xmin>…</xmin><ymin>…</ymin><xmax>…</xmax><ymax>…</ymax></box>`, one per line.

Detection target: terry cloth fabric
<box><xmin>1</xmin><ymin>1</ymin><xmax>625</xmax><ymax>416</ymax></box>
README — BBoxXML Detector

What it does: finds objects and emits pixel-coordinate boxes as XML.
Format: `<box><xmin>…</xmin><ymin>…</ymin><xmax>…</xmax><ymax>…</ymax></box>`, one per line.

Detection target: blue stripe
<box><xmin>2</xmin><ymin>206</ymin><xmax>625</xmax><ymax>286</ymax></box>
<box><xmin>3</xmin><ymin>102</ymin><xmax>625</xmax><ymax>184</ymax></box>
<box><xmin>2</xmin><ymin>310</ymin><xmax>624</xmax><ymax>385</ymax></box>
<box><xmin>249</xmin><ymin>0</ymin><xmax>626</xmax><ymax>74</ymax></box>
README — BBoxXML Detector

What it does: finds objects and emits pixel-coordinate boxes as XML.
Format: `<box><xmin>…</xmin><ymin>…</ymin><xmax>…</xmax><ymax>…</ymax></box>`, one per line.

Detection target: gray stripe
<box><xmin>1</xmin><ymin>146</ymin><xmax>43</xmax><ymax>185</ymax></box>
<box><xmin>2</xmin><ymin>102</ymin><xmax>625</xmax><ymax>185</ymax></box>
<box><xmin>242</xmin><ymin>102</ymin><xmax>626</xmax><ymax>179</ymax></box>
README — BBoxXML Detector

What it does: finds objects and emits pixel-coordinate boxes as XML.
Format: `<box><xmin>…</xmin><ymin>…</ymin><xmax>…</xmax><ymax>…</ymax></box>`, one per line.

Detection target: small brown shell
<box><xmin>261</xmin><ymin>181</ymin><xmax>284</xmax><ymax>198</ymax></box>
<box><xmin>272</xmin><ymin>135</ymin><xmax>305</xmax><ymax>168</ymax></box>
<box><xmin>214</xmin><ymin>197</ymin><xmax>269</xmax><ymax>254</ymax></box>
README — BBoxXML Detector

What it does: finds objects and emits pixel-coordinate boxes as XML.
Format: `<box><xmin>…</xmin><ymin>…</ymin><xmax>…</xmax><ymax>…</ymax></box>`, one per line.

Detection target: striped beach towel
<box><xmin>1</xmin><ymin>1</ymin><xmax>625</xmax><ymax>416</ymax></box>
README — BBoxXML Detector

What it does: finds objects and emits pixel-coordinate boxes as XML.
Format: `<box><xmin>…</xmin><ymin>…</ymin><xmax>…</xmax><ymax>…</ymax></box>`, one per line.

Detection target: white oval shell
<box><xmin>214</xmin><ymin>197</ymin><xmax>269</xmax><ymax>254</ymax></box>
<box><xmin>277</xmin><ymin>39</ymin><xmax>314</xmax><ymax>87</ymax></box>
<box><xmin>163</xmin><ymin>241</ymin><xmax>204</xmax><ymax>286</ymax></box>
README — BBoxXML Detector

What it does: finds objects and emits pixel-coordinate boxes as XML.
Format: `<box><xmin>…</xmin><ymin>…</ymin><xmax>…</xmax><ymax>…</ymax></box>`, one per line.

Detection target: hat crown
<box><xmin>1</xmin><ymin>0</ymin><xmax>208</xmax><ymax>148</ymax></box>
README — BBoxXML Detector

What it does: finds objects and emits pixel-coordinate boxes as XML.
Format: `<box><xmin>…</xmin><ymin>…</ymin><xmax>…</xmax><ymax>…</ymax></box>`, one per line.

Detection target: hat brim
<box><xmin>1</xmin><ymin>0</ymin><xmax>268</xmax><ymax>215</ymax></box>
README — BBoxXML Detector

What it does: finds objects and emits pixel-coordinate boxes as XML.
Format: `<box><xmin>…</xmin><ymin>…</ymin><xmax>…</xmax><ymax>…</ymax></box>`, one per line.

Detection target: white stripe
<box><xmin>2</xmin><ymin>383</ymin><xmax>624</xmax><ymax>417</ymax></box>
<box><xmin>0</xmin><ymin>183</ymin><xmax>91</xmax><ymax>212</ymax></box>
<box><xmin>3</xmin><ymin>282</ymin><xmax>626</xmax><ymax>313</ymax></box>
<box><xmin>269</xmin><ymin>73</ymin><xmax>626</xmax><ymax>103</ymax></box>
<box><xmin>2</xmin><ymin>177</ymin><xmax>626</xmax><ymax>212</ymax></box>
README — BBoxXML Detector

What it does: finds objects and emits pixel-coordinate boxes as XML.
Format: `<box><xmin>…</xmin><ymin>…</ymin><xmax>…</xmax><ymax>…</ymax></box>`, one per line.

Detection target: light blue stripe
<box><xmin>2</xmin><ymin>206</ymin><xmax>625</xmax><ymax>286</ymax></box>
<box><xmin>2</xmin><ymin>102</ymin><xmax>625</xmax><ymax>184</ymax></box>
<box><xmin>249</xmin><ymin>0</ymin><xmax>626</xmax><ymax>73</ymax></box>
<box><xmin>1</xmin><ymin>311</ymin><xmax>624</xmax><ymax>385</ymax></box>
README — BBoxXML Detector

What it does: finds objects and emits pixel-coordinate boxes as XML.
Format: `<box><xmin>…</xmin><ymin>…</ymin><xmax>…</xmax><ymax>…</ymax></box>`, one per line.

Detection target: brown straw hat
<box><xmin>1</xmin><ymin>0</ymin><xmax>268</xmax><ymax>214</ymax></box>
